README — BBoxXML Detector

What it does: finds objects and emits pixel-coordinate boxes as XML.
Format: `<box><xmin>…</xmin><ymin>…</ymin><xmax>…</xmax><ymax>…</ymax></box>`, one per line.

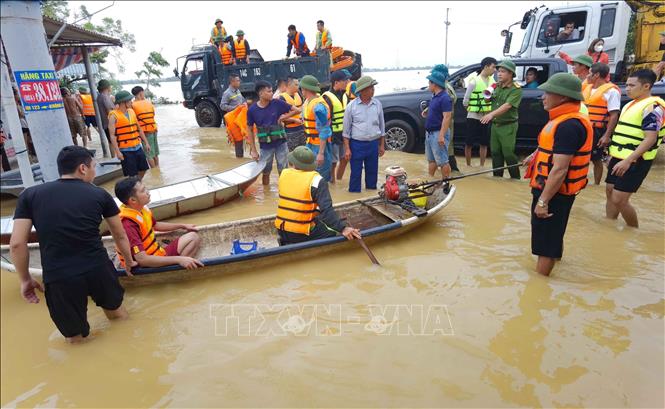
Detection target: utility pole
<box><xmin>0</xmin><ymin>41</ymin><xmax>35</xmax><ymax>187</ymax></box>
<box><xmin>1</xmin><ymin>1</ymin><xmax>72</xmax><ymax>182</ymax></box>
<box><xmin>444</xmin><ymin>8</ymin><xmax>451</xmax><ymax>65</ymax></box>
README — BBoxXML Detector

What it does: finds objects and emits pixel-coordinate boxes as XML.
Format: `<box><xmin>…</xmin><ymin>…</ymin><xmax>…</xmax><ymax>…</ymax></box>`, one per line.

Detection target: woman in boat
<box><xmin>275</xmin><ymin>146</ymin><xmax>361</xmax><ymax>245</ymax></box>
<box><xmin>114</xmin><ymin>178</ymin><xmax>204</xmax><ymax>270</ymax></box>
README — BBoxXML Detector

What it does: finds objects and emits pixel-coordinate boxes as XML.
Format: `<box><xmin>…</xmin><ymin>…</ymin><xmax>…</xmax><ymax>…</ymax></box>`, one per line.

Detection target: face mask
<box><xmin>594</xmin><ymin>44</ymin><xmax>604</xmax><ymax>52</ymax></box>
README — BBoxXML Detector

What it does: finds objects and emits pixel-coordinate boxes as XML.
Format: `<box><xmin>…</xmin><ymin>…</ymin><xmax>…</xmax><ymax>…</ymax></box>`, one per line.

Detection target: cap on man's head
<box><xmin>572</xmin><ymin>54</ymin><xmax>593</xmax><ymax>68</ymax></box>
<box><xmin>287</xmin><ymin>146</ymin><xmax>317</xmax><ymax>171</ymax></box>
<box><xmin>330</xmin><ymin>70</ymin><xmax>349</xmax><ymax>83</ymax></box>
<box><xmin>538</xmin><ymin>72</ymin><xmax>583</xmax><ymax>101</ymax></box>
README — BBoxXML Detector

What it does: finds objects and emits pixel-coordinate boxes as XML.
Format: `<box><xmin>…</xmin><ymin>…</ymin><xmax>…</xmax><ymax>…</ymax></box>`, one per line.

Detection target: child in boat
<box><xmin>114</xmin><ymin>177</ymin><xmax>204</xmax><ymax>270</ymax></box>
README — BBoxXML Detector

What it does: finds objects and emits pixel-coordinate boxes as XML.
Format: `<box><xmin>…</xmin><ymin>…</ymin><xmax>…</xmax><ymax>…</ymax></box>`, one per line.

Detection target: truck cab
<box><xmin>176</xmin><ymin>45</ymin><xmax>362</xmax><ymax>128</ymax></box>
<box><xmin>503</xmin><ymin>2</ymin><xmax>632</xmax><ymax>75</ymax></box>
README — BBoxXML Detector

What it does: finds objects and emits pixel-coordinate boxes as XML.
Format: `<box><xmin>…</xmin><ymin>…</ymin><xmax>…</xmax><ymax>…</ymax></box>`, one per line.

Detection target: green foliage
<box><xmin>41</xmin><ymin>0</ymin><xmax>70</xmax><ymax>20</ymax></box>
<box><xmin>625</xmin><ymin>12</ymin><xmax>636</xmax><ymax>56</ymax></box>
<box><xmin>80</xmin><ymin>13</ymin><xmax>136</xmax><ymax>74</ymax></box>
<box><xmin>135</xmin><ymin>51</ymin><xmax>171</xmax><ymax>94</ymax></box>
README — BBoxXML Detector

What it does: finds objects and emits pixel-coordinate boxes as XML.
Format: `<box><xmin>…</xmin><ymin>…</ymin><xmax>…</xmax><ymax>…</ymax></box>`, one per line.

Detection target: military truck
<box><xmin>175</xmin><ymin>45</ymin><xmax>362</xmax><ymax>127</ymax></box>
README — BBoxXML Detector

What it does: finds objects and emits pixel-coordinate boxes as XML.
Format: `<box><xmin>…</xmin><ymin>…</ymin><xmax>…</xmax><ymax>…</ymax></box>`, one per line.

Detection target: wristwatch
<box><xmin>537</xmin><ymin>199</ymin><xmax>547</xmax><ymax>208</ymax></box>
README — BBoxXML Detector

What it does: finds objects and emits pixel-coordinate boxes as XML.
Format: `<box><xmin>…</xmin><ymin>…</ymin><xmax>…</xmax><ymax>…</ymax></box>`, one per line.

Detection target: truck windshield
<box><xmin>518</xmin><ymin>18</ymin><xmax>534</xmax><ymax>55</ymax></box>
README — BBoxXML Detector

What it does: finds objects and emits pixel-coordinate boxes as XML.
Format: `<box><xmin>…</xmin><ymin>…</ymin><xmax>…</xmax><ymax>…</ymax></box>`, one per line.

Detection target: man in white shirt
<box><xmin>586</xmin><ymin>63</ymin><xmax>621</xmax><ymax>184</ymax></box>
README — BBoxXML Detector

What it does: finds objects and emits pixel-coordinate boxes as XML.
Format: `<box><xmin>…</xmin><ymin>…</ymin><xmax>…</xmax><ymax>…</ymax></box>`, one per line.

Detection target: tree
<box><xmin>135</xmin><ymin>51</ymin><xmax>170</xmax><ymax>96</ymax></box>
<box><xmin>41</xmin><ymin>0</ymin><xmax>70</xmax><ymax>20</ymax></box>
<box><xmin>81</xmin><ymin>15</ymin><xmax>136</xmax><ymax>74</ymax></box>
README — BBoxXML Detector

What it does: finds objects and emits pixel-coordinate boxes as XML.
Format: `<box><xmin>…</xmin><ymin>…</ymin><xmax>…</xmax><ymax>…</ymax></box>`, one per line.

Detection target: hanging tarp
<box><xmin>50</xmin><ymin>46</ymin><xmax>100</xmax><ymax>71</ymax></box>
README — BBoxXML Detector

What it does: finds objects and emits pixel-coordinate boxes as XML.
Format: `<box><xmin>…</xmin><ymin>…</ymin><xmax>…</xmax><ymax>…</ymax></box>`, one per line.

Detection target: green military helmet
<box><xmin>572</xmin><ymin>55</ymin><xmax>593</xmax><ymax>68</ymax></box>
<box><xmin>496</xmin><ymin>60</ymin><xmax>516</xmax><ymax>75</ymax></box>
<box><xmin>115</xmin><ymin>90</ymin><xmax>133</xmax><ymax>103</ymax></box>
<box><xmin>236</xmin><ymin>29</ymin><xmax>245</xmax><ymax>36</ymax></box>
<box><xmin>215</xmin><ymin>18</ymin><xmax>223</xmax><ymax>24</ymax></box>
<box><xmin>97</xmin><ymin>79</ymin><xmax>110</xmax><ymax>92</ymax></box>
<box><xmin>538</xmin><ymin>72</ymin><xmax>584</xmax><ymax>101</ymax></box>
<box><xmin>354</xmin><ymin>75</ymin><xmax>378</xmax><ymax>93</ymax></box>
<box><xmin>288</xmin><ymin>146</ymin><xmax>317</xmax><ymax>171</ymax></box>
<box><xmin>78</xmin><ymin>86</ymin><xmax>89</xmax><ymax>93</ymax></box>
<box><xmin>299</xmin><ymin>75</ymin><xmax>320</xmax><ymax>93</ymax></box>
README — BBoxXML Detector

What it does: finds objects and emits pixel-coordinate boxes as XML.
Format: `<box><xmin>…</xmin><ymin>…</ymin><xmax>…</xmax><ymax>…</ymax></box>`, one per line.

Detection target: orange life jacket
<box><xmin>582</xmin><ymin>82</ymin><xmax>619</xmax><ymax>129</ymax></box>
<box><xmin>274</xmin><ymin>168</ymin><xmax>320</xmax><ymax>235</ymax></box>
<box><xmin>80</xmin><ymin>94</ymin><xmax>95</xmax><ymax>116</ymax></box>
<box><xmin>116</xmin><ymin>205</ymin><xmax>165</xmax><ymax>267</ymax></box>
<box><xmin>303</xmin><ymin>96</ymin><xmax>330</xmax><ymax>145</ymax></box>
<box><xmin>529</xmin><ymin>102</ymin><xmax>593</xmax><ymax>195</ymax></box>
<box><xmin>224</xmin><ymin>104</ymin><xmax>248</xmax><ymax>143</ymax></box>
<box><xmin>320</xmin><ymin>29</ymin><xmax>331</xmax><ymax>49</ymax></box>
<box><xmin>109</xmin><ymin>108</ymin><xmax>141</xmax><ymax>149</ymax></box>
<box><xmin>131</xmin><ymin>99</ymin><xmax>158</xmax><ymax>133</ymax></box>
<box><xmin>220</xmin><ymin>44</ymin><xmax>233</xmax><ymax>65</ymax></box>
<box><xmin>234</xmin><ymin>39</ymin><xmax>247</xmax><ymax>60</ymax></box>
<box><xmin>290</xmin><ymin>31</ymin><xmax>310</xmax><ymax>55</ymax></box>
<box><xmin>281</xmin><ymin>92</ymin><xmax>303</xmax><ymax>128</ymax></box>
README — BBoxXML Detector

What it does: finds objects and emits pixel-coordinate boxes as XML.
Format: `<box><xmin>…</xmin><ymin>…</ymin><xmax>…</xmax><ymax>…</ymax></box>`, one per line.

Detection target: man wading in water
<box><xmin>523</xmin><ymin>73</ymin><xmax>593</xmax><ymax>276</ymax></box>
<box><xmin>10</xmin><ymin>146</ymin><xmax>137</xmax><ymax>343</ymax></box>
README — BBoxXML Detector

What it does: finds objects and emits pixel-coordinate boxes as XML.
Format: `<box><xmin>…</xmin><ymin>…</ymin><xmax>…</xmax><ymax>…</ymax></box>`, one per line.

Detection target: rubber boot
<box><xmin>234</xmin><ymin>141</ymin><xmax>244</xmax><ymax>158</ymax></box>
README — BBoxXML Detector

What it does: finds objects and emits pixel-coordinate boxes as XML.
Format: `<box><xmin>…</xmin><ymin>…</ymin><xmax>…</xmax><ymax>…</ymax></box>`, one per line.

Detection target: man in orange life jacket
<box><xmin>286</xmin><ymin>24</ymin><xmax>310</xmax><ymax>58</ymax></box>
<box><xmin>232</xmin><ymin>30</ymin><xmax>250</xmax><ymax>65</ymax></box>
<box><xmin>79</xmin><ymin>87</ymin><xmax>96</xmax><ymax>142</ymax></box>
<box><xmin>275</xmin><ymin>146</ymin><xmax>360</xmax><ymax>245</ymax></box>
<box><xmin>219</xmin><ymin>36</ymin><xmax>235</xmax><ymax>66</ymax></box>
<box><xmin>523</xmin><ymin>73</ymin><xmax>593</xmax><ymax>276</ymax></box>
<box><xmin>114</xmin><ymin>177</ymin><xmax>203</xmax><ymax>270</ymax></box>
<box><xmin>584</xmin><ymin>63</ymin><xmax>620</xmax><ymax>185</ymax></box>
<box><xmin>108</xmin><ymin>90</ymin><xmax>151</xmax><ymax>180</ymax></box>
<box><xmin>131</xmin><ymin>86</ymin><xmax>161</xmax><ymax>168</ymax></box>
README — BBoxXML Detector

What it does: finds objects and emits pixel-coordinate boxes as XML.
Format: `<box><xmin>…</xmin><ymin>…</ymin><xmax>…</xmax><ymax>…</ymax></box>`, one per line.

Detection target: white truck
<box><xmin>501</xmin><ymin>2</ymin><xmax>634</xmax><ymax>75</ymax></box>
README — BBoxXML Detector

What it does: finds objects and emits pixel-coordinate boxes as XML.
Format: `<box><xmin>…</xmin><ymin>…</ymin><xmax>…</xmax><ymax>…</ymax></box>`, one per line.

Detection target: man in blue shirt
<box><xmin>424</xmin><ymin>65</ymin><xmax>453</xmax><ymax>178</ymax></box>
<box><xmin>247</xmin><ymin>81</ymin><xmax>299</xmax><ymax>185</ymax></box>
<box><xmin>342</xmin><ymin>75</ymin><xmax>385</xmax><ymax>193</ymax></box>
<box><xmin>286</xmin><ymin>24</ymin><xmax>310</xmax><ymax>57</ymax></box>
<box><xmin>525</xmin><ymin>67</ymin><xmax>540</xmax><ymax>89</ymax></box>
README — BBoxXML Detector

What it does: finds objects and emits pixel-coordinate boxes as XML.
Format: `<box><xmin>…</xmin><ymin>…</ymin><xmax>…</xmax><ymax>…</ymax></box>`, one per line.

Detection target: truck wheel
<box><xmin>385</xmin><ymin>119</ymin><xmax>416</xmax><ymax>152</ymax></box>
<box><xmin>195</xmin><ymin>100</ymin><xmax>222</xmax><ymax>127</ymax></box>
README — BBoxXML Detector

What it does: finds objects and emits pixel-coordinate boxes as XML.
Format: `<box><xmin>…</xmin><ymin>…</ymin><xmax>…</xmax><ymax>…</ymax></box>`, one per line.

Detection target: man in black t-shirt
<box><xmin>10</xmin><ymin>146</ymin><xmax>137</xmax><ymax>343</ymax></box>
<box><xmin>523</xmin><ymin>73</ymin><xmax>593</xmax><ymax>276</ymax></box>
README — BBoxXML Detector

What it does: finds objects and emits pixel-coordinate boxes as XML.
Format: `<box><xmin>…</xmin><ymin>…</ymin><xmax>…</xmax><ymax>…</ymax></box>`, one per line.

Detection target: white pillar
<box><xmin>0</xmin><ymin>41</ymin><xmax>35</xmax><ymax>186</ymax></box>
<box><xmin>1</xmin><ymin>1</ymin><xmax>72</xmax><ymax>182</ymax></box>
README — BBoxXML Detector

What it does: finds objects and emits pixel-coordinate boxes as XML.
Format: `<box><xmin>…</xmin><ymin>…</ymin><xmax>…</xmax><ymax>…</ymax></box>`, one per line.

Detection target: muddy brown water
<box><xmin>1</xmin><ymin>105</ymin><xmax>663</xmax><ymax>408</ymax></box>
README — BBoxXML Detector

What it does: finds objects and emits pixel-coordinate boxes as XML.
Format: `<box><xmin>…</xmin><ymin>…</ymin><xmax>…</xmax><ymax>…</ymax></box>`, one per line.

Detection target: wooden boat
<box><xmin>0</xmin><ymin>161</ymin><xmax>123</xmax><ymax>197</ymax></box>
<box><xmin>0</xmin><ymin>161</ymin><xmax>262</xmax><ymax>244</ymax></box>
<box><xmin>0</xmin><ymin>183</ymin><xmax>456</xmax><ymax>286</ymax></box>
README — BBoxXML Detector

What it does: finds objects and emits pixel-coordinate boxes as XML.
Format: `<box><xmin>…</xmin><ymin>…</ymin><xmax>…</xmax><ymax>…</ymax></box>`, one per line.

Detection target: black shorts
<box><xmin>531</xmin><ymin>189</ymin><xmax>576</xmax><ymax>259</ymax></box>
<box><xmin>44</xmin><ymin>260</ymin><xmax>124</xmax><ymax>338</ymax></box>
<box><xmin>605</xmin><ymin>157</ymin><xmax>653</xmax><ymax>193</ymax></box>
<box><xmin>120</xmin><ymin>148</ymin><xmax>150</xmax><ymax>176</ymax></box>
<box><xmin>591</xmin><ymin>127</ymin><xmax>605</xmax><ymax>161</ymax></box>
<box><xmin>465</xmin><ymin>118</ymin><xmax>490</xmax><ymax>147</ymax></box>
<box><xmin>84</xmin><ymin>115</ymin><xmax>97</xmax><ymax>127</ymax></box>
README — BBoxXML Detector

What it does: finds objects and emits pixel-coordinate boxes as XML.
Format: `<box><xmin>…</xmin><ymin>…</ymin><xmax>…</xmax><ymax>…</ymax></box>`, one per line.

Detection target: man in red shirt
<box><xmin>114</xmin><ymin>178</ymin><xmax>203</xmax><ymax>270</ymax></box>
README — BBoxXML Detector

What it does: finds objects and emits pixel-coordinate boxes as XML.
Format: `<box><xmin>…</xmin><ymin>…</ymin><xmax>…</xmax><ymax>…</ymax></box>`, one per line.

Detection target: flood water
<box><xmin>1</xmin><ymin>104</ymin><xmax>663</xmax><ymax>408</ymax></box>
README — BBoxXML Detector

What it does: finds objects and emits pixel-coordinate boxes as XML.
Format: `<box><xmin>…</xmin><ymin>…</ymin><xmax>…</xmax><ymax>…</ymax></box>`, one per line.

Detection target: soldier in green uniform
<box><xmin>481</xmin><ymin>60</ymin><xmax>522</xmax><ymax>179</ymax></box>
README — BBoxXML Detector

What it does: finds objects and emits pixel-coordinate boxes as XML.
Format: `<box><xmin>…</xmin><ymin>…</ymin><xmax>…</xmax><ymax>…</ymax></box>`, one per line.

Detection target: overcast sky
<box><xmin>68</xmin><ymin>0</ymin><xmax>572</xmax><ymax>79</ymax></box>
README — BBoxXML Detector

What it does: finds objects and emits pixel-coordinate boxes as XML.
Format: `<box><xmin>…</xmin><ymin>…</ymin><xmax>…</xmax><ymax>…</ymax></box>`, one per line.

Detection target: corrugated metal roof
<box><xmin>43</xmin><ymin>15</ymin><xmax>122</xmax><ymax>47</ymax></box>
<box><xmin>57</xmin><ymin>63</ymin><xmax>99</xmax><ymax>77</ymax></box>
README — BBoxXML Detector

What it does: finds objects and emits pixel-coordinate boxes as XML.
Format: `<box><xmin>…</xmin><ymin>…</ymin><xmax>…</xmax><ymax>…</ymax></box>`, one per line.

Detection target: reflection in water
<box><xmin>1</xmin><ymin>105</ymin><xmax>663</xmax><ymax>407</ymax></box>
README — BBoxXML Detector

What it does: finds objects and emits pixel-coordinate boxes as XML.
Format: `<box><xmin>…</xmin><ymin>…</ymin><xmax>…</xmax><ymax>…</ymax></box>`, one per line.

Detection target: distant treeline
<box><xmin>118</xmin><ymin>77</ymin><xmax>180</xmax><ymax>85</ymax></box>
<box><xmin>364</xmin><ymin>65</ymin><xmax>463</xmax><ymax>72</ymax></box>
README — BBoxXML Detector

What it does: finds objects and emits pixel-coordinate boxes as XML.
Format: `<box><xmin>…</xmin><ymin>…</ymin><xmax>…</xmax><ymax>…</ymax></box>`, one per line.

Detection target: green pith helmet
<box><xmin>97</xmin><ymin>79</ymin><xmax>110</xmax><ymax>91</ymax></box>
<box><xmin>354</xmin><ymin>75</ymin><xmax>378</xmax><ymax>93</ymax></box>
<box><xmin>538</xmin><ymin>72</ymin><xmax>583</xmax><ymax>101</ymax></box>
<box><xmin>496</xmin><ymin>60</ymin><xmax>516</xmax><ymax>74</ymax></box>
<box><xmin>78</xmin><ymin>86</ymin><xmax>89</xmax><ymax>93</ymax></box>
<box><xmin>115</xmin><ymin>90</ymin><xmax>133</xmax><ymax>103</ymax></box>
<box><xmin>572</xmin><ymin>54</ymin><xmax>593</xmax><ymax>68</ymax></box>
<box><xmin>287</xmin><ymin>146</ymin><xmax>317</xmax><ymax>171</ymax></box>
<box><xmin>299</xmin><ymin>75</ymin><xmax>320</xmax><ymax>93</ymax></box>
<box><xmin>236</xmin><ymin>29</ymin><xmax>245</xmax><ymax>36</ymax></box>
<box><xmin>215</xmin><ymin>18</ymin><xmax>223</xmax><ymax>24</ymax></box>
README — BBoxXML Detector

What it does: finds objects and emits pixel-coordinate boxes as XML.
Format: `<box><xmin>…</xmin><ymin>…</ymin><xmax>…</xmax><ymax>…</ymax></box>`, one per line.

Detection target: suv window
<box><xmin>449</xmin><ymin>66</ymin><xmax>480</xmax><ymax>90</ymax></box>
<box><xmin>514</xmin><ymin>65</ymin><xmax>549</xmax><ymax>89</ymax></box>
<box><xmin>598</xmin><ymin>8</ymin><xmax>616</xmax><ymax>38</ymax></box>
<box><xmin>537</xmin><ymin>11</ymin><xmax>587</xmax><ymax>47</ymax></box>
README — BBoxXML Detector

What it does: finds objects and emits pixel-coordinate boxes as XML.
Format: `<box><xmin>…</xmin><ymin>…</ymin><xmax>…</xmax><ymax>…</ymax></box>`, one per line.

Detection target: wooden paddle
<box><xmin>347</xmin><ymin>223</ymin><xmax>380</xmax><ymax>266</ymax></box>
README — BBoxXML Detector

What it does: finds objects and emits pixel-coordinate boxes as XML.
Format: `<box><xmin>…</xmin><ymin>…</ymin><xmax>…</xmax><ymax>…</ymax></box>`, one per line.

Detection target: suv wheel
<box><xmin>385</xmin><ymin>119</ymin><xmax>416</xmax><ymax>152</ymax></box>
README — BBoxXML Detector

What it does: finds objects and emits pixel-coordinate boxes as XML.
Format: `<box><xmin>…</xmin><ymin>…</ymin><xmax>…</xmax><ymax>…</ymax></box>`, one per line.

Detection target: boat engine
<box><xmin>381</xmin><ymin>166</ymin><xmax>409</xmax><ymax>202</ymax></box>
